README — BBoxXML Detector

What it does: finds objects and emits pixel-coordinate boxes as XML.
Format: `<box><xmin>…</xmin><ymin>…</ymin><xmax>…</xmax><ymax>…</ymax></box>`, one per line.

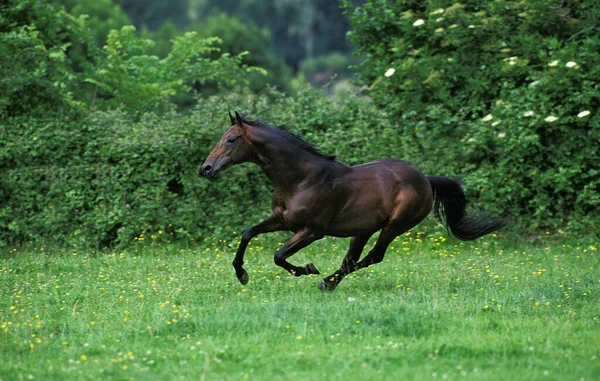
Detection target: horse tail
<box><xmin>427</xmin><ymin>176</ymin><xmax>505</xmax><ymax>241</ymax></box>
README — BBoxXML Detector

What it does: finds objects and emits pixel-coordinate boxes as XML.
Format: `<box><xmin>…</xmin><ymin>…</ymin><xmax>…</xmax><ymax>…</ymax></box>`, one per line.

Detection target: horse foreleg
<box><xmin>273</xmin><ymin>229</ymin><xmax>323</xmax><ymax>277</ymax></box>
<box><xmin>233</xmin><ymin>214</ymin><xmax>286</xmax><ymax>284</ymax></box>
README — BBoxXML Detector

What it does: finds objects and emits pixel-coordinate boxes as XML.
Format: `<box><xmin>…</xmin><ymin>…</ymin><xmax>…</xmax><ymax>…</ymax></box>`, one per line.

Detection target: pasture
<box><xmin>1</xmin><ymin>232</ymin><xmax>599</xmax><ymax>380</ymax></box>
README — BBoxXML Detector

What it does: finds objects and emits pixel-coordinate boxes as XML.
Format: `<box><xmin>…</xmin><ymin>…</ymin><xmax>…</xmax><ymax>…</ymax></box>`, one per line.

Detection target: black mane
<box><xmin>243</xmin><ymin>117</ymin><xmax>336</xmax><ymax>161</ymax></box>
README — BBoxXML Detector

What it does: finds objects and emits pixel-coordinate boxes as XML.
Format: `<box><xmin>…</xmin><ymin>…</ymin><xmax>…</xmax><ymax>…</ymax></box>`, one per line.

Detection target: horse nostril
<box><xmin>203</xmin><ymin>164</ymin><xmax>213</xmax><ymax>174</ymax></box>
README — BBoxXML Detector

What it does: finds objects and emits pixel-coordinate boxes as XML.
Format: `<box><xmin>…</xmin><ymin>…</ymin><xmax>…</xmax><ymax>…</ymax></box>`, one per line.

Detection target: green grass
<box><xmin>1</xmin><ymin>232</ymin><xmax>599</xmax><ymax>380</ymax></box>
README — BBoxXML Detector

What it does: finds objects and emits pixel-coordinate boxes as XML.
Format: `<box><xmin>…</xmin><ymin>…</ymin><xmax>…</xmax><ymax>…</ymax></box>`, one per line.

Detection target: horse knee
<box><xmin>241</xmin><ymin>228</ymin><xmax>253</xmax><ymax>242</ymax></box>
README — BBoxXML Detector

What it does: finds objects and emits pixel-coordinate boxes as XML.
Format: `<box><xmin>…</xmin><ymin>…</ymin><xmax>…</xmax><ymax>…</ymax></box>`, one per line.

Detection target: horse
<box><xmin>201</xmin><ymin>112</ymin><xmax>504</xmax><ymax>291</ymax></box>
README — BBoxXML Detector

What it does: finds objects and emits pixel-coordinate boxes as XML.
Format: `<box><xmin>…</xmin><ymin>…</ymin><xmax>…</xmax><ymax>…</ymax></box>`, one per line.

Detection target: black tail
<box><xmin>428</xmin><ymin>176</ymin><xmax>505</xmax><ymax>241</ymax></box>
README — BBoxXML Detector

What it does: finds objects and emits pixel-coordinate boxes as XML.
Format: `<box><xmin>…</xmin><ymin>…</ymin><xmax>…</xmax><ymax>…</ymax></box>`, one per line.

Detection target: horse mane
<box><xmin>242</xmin><ymin>116</ymin><xmax>337</xmax><ymax>161</ymax></box>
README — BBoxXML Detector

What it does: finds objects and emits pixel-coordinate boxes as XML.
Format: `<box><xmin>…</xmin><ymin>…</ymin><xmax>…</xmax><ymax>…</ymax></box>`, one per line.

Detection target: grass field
<box><xmin>1</xmin><ymin>231</ymin><xmax>599</xmax><ymax>380</ymax></box>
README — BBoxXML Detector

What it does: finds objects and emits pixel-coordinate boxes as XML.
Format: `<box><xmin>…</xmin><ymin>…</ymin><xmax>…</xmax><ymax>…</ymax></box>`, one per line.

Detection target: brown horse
<box><xmin>201</xmin><ymin>112</ymin><xmax>504</xmax><ymax>291</ymax></box>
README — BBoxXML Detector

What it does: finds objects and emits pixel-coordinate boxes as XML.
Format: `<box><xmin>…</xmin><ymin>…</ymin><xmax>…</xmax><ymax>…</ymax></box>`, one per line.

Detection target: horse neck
<box><xmin>249</xmin><ymin>128</ymin><xmax>326</xmax><ymax>189</ymax></box>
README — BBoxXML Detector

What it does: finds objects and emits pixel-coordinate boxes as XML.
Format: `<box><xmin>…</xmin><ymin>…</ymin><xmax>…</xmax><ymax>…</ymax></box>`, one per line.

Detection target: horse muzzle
<box><xmin>200</xmin><ymin>157</ymin><xmax>230</xmax><ymax>178</ymax></box>
<box><xmin>200</xmin><ymin>163</ymin><xmax>218</xmax><ymax>178</ymax></box>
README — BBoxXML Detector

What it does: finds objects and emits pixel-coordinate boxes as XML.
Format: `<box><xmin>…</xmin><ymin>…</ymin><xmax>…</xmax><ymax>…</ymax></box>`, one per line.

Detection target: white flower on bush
<box><xmin>544</xmin><ymin>115</ymin><xmax>559</xmax><ymax>123</ymax></box>
<box><xmin>565</xmin><ymin>61</ymin><xmax>578</xmax><ymax>68</ymax></box>
<box><xmin>384</xmin><ymin>68</ymin><xmax>396</xmax><ymax>77</ymax></box>
<box><xmin>497</xmin><ymin>132</ymin><xmax>507</xmax><ymax>138</ymax></box>
<box><xmin>548</xmin><ymin>60</ymin><xmax>559</xmax><ymax>67</ymax></box>
<box><xmin>481</xmin><ymin>114</ymin><xmax>493</xmax><ymax>122</ymax></box>
<box><xmin>435</xmin><ymin>28</ymin><xmax>444</xmax><ymax>33</ymax></box>
<box><xmin>523</xmin><ymin>111</ymin><xmax>535</xmax><ymax>117</ymax></box>
<box><xmin>413</xmin><ymin>19</ymin><xmax>425</xmax><ymax>26</ymax></box>
<box><xmin>431</xmin><ymin>8</ymin><xmax>445</xmax><ymax>15</ymax></box>
<box><xmin>577</xmin><ymin>110</ymin><xmax>591</xmax><ymax>118</ymax></box>
<box><xmin>492</xmin><ymin>120</ymin><xmax>501</xmax><ymax>127</ymax></box>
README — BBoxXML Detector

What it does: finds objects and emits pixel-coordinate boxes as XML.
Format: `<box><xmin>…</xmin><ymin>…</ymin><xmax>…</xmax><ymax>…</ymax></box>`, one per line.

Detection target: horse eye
<box><xmin>226</xmin><ymin>136</ymin><xmax>237</xmax><ymax>144</ymax></box>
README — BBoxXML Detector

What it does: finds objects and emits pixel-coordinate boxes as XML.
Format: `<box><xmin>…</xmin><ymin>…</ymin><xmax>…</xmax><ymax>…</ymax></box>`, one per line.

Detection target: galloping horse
<box><xmin>201</xmin><ymin>112</ymin><xmax>504</xmax><ymax>291</ymax></box>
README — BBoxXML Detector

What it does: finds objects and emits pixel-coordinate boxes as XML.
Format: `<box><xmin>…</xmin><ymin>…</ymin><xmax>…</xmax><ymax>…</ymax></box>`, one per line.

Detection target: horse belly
<box><xmin>326</xmin><ymin>195</ymin><xmax>393</xmax><ymax>237</ymax></box>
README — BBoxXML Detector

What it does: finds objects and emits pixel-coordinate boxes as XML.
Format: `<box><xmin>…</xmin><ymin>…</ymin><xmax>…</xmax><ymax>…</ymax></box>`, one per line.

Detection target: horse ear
<box><xmin>234</xmin><ymin>111</ymin><xmax>244</xmax><ymax>129</ymax></box>
<box><xmin>228</xmin><ymin>111</ymin><xmax>235</xmax><ymax>126</ymax></box>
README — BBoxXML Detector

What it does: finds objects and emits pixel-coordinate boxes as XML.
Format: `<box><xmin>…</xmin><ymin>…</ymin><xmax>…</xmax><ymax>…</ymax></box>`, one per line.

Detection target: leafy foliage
<box><xmin>3</xmin><ymin>0</ymin><xmax>598</xmax><ymax>248</ymax></box>
<box><xmin>191</xmin><ymin>13</ymin><xmax>292</xmax><ymax>94</ymax></box>
<box><xmin>1</xmin><ymin>86</ymin><xmax>388</xmax><ymax>247</ymax></box>
<box><xmin>54</xmin><ymin>0</ymin><xmax>132</xmax><ymax>46</ymax></box>
<box><xmin>0</xmin><ymin>0</ymin><xmax>256</xmax><ymax>116</ymax></box>
<box><xmin>344</xmin><ymin>0</ymin><xmax>600</xmax><ymax>233</ymax></box>
<box><xmin>0</xmin><ymin>0</ymin><xmax>272</xmax><ymax>247</ymax></box>
<box><xmin>86</xmin><ymin>26</ymin><xmax>257</xmax><ymax>111</ymax></box>
<box><xmin>0</xmin><ymin>0</ymin><xmax>89</xmax><ymax>116</ymax></box>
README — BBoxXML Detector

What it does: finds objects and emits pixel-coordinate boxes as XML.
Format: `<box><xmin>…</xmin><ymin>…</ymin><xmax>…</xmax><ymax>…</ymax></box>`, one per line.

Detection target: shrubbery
<box><xmin>344</xmin><ymin>0</ymin><xmax>600</xmax><ymax>233</ymax></box>
<box><xmin>0</xmin><ymin>0</ymin><xmax>264</xmax><ymax>247</ymax></box>
<box><xmin>1</xmin><ymin>88</ymin><xmax>387</xmax><ymax>247</ymax></box>
<box><xmin>3</xmin><ymin>0</ymin><xmax>599</xmax><ymax>248</ymax></box>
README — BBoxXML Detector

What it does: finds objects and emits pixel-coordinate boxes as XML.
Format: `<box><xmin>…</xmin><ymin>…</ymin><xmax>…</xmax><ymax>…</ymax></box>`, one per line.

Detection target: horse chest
<box><xmin>271</xmin><ymin>194</ymin><xmax>327</xmax><ymax>232</ymax></box>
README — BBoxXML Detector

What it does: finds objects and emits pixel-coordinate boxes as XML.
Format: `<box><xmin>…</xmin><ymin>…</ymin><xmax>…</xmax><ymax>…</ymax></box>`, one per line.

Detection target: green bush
<box><xmin>1</xmin><ymin>104</ymin><xmax>257</xmax><ymax>247</ymax></box>
<box><xmin>0</xmin><ymin>0</ymin><xmax>280</xmax><ymax>247</ymax></box>
<box><xmin>0</xmin><ymin>0</ymin><xmax>89</xmax><ymax>116</ymax></box>
<box><xmin>141</xmin><ymin>13</ymin><xmax>293</xmax><ymax>105</ymax></box>
<box><xmin>1</xmin><ymin>87</ymin><xmax>389</xmax><ymax>248</ymax></box>
<box><xmin>344</xmin><ymin>0</ymin><xmax>600</xmax><ymax>233</ymax></box>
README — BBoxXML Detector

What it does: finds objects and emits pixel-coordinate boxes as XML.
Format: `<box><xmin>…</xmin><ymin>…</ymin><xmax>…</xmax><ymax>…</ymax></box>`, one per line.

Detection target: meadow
<box><xmin>1</xmin><ymin>231</ymin><xmax>599</xmax><ymax>381</ymax></box>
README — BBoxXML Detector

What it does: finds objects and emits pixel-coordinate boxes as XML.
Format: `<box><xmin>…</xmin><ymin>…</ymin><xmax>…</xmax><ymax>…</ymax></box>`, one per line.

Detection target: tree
<box><xmin>118</xmin><ymin>0</ymin><xmax>189</xmax><ymax>30</ymax></box>
<box><xmin>191</xmin><ymin>13</ymin><xmax>291</xmax><ymax>93</ymax></box>
<box><xmin>191</xmin><ymin>0</ymin><xmax>363</xmax><ymax>70</ymax></box>
<box><xmin>52</xmin><ymin>0</ymin><xmax>131</xmax><ymax>46</ymax></box>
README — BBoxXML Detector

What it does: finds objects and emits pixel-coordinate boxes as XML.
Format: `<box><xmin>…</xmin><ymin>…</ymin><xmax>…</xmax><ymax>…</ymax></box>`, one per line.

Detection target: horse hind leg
<box><xmin>319</xmin><ymin>216</ymin><xmax>423</xmax><ymax>292</ymax></box>
<box><xmin>352</xmin><ymin>227</ymin><xmax>399</xmax><ymax>272</ymax></box>
<box><xmin>319</xmin><ymin>186</ymin><xmax>432</xmax><ymax>291</ymax></box>
<box><xmin>318</xmin><ymin>232</ymin><xmax>375</xmax><ymax>292</ymax></box>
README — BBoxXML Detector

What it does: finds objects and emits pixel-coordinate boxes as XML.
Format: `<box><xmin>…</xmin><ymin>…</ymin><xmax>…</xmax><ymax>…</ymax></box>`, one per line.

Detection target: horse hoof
<box><xmin>306</xmin><ymin>263</ymin><xmax>320</xmax><ymax>275</ymax></box>
<box><xmin>318</xmin><ymin>280</ymin><xmax>337</xmax><ymax>292</ymax></box>
<box><xmin>237</xmin><ymin>270</ymin><xmax>249</xmax><ymax>285</ymax></box>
